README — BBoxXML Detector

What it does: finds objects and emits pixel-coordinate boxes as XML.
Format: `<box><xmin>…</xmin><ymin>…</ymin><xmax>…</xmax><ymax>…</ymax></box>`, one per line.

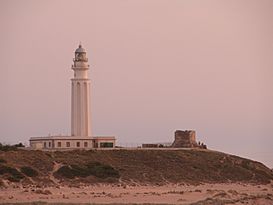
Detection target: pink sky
<box><xmin>0</xmin><ymin>0</ymin><xmax>272</xmax><ymax>167</ymax></box>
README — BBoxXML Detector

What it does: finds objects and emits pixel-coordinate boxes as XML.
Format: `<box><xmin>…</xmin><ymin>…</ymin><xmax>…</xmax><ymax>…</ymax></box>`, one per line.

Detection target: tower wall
<box><xmin>171</xmin><ymin>130</ymin><xmax>198</xmax><ymax>148</ymax></box>
<box><xmin>71</xmin><ymin>45</ymin><xmax>91</xmax><ymax>137</ymax></box>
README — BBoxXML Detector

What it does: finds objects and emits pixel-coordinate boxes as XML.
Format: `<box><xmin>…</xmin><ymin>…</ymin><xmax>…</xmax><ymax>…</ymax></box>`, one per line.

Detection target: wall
<box><xmin>30</xmin><ymin>139</ymin><xmax>93</xmax><ymax>149</ymax></box>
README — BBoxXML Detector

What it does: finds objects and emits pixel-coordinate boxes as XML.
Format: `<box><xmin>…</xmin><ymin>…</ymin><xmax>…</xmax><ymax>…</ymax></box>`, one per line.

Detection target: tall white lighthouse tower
<box><xmin>71</xmin><ymin>44</ymin><xmax>91</xmax><ymax>137</ymax></box>
<box><xmin>29</xmin><ymin>44</ymin><xmax>116</xmax><ymax>150</ymax></box>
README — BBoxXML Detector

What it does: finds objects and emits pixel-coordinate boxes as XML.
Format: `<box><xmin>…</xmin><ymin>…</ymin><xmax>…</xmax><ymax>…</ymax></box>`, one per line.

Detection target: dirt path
<box><xmin>48</xmin><ymin>161</ymin><xmax>62</xmax><ymax>185</ymax></box>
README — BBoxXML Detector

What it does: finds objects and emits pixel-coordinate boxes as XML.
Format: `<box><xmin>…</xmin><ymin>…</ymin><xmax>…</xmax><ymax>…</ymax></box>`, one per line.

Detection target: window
<box><xmin>84</xmin><ymin>142</ymin><xmax>88</xmax><ymax>147</ymax></box>
<box><xmin>58</xmin><ymin>142</ymin><xmax>61</xmax><ymax>147</ymax></box>
<box><xmin>77</xmin><ymin>142</ymin><xmax>80</xmax><ymax>147</ymax></box>
<box><xmin>48</xmin><ymin>142</ymin><xmax>51</xmax><ymax>147</ymax></box>
<box><xmin>44</xmin><ymin>142</ymin><xmax>46</xmax><ymax>148</ymax></box>
<box><xmin>99</xmin><ymin>142</ymin><xmax>114</xmax><ymax>148</ymax></box>
<box><xmin>66</xmin><ymin>142</ymin><xmax>70</xmax><ymax>147</ymax></box>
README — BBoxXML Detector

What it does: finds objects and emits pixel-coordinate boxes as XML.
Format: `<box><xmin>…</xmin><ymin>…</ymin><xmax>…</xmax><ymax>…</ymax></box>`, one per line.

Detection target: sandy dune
<box><xmin>0</xmin><ymin>182</ymin><xmax>273</xmax><ymax>204</ymax></box>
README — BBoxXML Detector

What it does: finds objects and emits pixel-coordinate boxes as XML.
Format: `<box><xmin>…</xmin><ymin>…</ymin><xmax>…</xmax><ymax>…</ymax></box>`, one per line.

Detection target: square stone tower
<box><xmin>171</xmin><ymin>130</ymin><xmax>198</xmax><ymax>148</ymax></box>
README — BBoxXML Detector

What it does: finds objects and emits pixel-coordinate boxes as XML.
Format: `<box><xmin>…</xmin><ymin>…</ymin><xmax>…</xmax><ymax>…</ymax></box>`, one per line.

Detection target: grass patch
<box><xmin>20</xmin><ymin>166</ymin><xmax>39</xmax><ymax>177</ymax></box>
<box><xmin>55</xmin><ymin>162</ymin><xmax>119</xmax><ymax>179</ymax></box>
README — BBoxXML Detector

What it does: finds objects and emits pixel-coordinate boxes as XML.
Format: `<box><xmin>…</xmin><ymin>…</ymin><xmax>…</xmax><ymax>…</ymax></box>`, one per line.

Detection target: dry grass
<box><xmin>0</xmin><ymin>149</ymin><xmax>272</xmax><ymax>186</ymax></box>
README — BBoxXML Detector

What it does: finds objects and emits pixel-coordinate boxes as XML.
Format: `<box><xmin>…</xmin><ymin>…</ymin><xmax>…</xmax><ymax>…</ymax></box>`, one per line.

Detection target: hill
<box><xmin>0</xmin><ymin>149</ymin><xmax>272</xmax><ymax>187</ymax></box>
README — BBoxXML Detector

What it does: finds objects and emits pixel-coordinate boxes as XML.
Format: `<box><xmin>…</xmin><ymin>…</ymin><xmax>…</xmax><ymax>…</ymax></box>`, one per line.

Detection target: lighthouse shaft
<box><xmin>71</xmin><ymin>44</ymin><xmax>91</xmax><ymax>137</ymax></box>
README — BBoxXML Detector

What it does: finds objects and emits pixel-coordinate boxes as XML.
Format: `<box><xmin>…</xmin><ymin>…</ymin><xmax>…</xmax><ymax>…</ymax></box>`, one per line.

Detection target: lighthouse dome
<box><xmin>75</xmin><ymin>44</ymin><xmax>86</xmax><ymax>53</ymax></box>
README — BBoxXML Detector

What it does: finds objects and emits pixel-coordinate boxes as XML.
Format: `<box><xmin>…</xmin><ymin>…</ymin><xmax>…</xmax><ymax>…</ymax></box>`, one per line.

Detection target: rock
<box><xmin>227</xmin><ymin>190</ymin><xmax>238</xmax><ymax>195</ymax></box>
<box><xmin>43</xmin><ymin>190</ymin><xmax>52</xmax><ymax>195</ymax></box>
<box><xmin>62</xmin><ymin>194</ymin><xmax>69</xmax><ymax>199</ymax></box>
<box><xmin>34</xmin><ymin>189</ymin><xmax>52</xmax><ymax>195</ymax></box>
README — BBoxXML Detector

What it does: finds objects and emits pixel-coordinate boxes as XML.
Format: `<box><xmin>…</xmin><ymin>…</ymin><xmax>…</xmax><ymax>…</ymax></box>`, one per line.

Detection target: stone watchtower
<box><xmin>71</xmin><ymin>44</ymin><xmax>91</xmax><ymax>137</ymax></box>
<box><xmin>172</xmin><ymin>130</ymin><xmax>198</xmax><ymax>148</ymax></box>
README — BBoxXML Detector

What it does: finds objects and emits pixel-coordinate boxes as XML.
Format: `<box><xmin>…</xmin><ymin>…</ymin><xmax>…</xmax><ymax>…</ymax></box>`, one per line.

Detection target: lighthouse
<box><xmin>71</xmin><ymin>44</ymin><xmax>91</xmax><ymax>137</ymax></box>
<box><xmin>29</xmin><ymin>44</ymin><xmax>116</xmax><ymax>149</ymax></box>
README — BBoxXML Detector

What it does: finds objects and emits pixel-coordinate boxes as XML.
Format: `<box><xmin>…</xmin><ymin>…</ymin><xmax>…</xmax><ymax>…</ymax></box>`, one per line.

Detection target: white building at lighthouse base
<box><xmin>29</xmin><ymin>136</ymin><xmax>116</xmax><ymax>150</ymax></box>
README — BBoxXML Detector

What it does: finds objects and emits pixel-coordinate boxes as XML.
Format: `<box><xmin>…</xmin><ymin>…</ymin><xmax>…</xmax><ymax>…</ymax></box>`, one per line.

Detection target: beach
<box><xmin>0</xmin><ymin>182</ymin><xmax>272</xmax><ymax>204</ymax></box>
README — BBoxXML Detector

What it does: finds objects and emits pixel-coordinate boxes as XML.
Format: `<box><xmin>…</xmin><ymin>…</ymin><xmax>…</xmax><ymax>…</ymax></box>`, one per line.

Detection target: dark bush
<box><xmin>0</xmin><ymin>144</ymin><xmax>17</xmax><ymax>151</ymax></box>
<box><xmin>0</xmin><ymin>165</ymin><xmax>24</xmax><ymax>182</ymax></box>
<box><xmin>70</xmin><ymin>164</ymin><xmax>88</xmax><ymax>177</ymax></box>
<box><xmin>0</xmin><ymin>143</ymin><xmax>24</xmax><ymax>152</ymax></box>
<box><xmin>86</xmin><ymin>162</ymin><xmax>120</xmax><ymax>178</ymax></box>
<box><xmin>20</xmin><ymin>166</ymin><xmax>38</xmax><ymax>177</ymax></box>
<box><xmin>7</xmin><ymin>175</ymin><xmax>22</xmax><ymax>182</ymax></box>
<box><xmin>14</xmin><ymin>143</ymin><xmax>25</xmax><ymax>147</ymax></box>
<box><xmin>0</xmin><ymin>159</ymin><xmax>7</xmax><ymax>163</ymax></box>
<box><xmin>55</xmin><ymin>166</ymin><xmax>75</xmax><ymax>179</ymax></box>
<box><xmin>55</xmin><ymin>162</ymin><xmax>119</xmax><ymax>179</ymax></box>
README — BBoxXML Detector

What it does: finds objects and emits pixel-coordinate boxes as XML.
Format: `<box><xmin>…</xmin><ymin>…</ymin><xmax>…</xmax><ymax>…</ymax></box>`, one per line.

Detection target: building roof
<box><xmin>30</xmin><ymin>136</ymin><xmax>93</xmax><ymax>141</ymax></box>
<box><xmin>93</xmin><ymin>136</ymin><xmax>116</xmax><ymax>140</ymax></box>
<box><xmin>29</xmin><ymin>136</ymin><xmax>116</xmax><ymax>141</ymax></box>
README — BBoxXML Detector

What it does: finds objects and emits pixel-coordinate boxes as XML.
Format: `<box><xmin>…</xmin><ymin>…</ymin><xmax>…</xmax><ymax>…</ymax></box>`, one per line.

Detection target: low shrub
<box><xmin>14</xmin><ymin>143</ymin><xmax>25</xmax><ymax>147</ymax></box>
<box><xmin>0</xmin><ymin>143</ymin><xmax>24</xmax><ymax>152</ymax></box>
<box><xmin>55</xmin><ymin>161</ymin><xmax>119</xmax><ymax>179</ymax></box>
<box><xmin>0</xmin><ymin>144</ymin><xmax>17</xmax><ymax>151</ymax></box>
<box><xmin>20</xmin><ymin>166</ymin><xmax>39</xmax><ymax>177</ymax></box>
<box><xmin>86</xmin><ymin>162</ymin><xmax>120</xmax><ymax>178</ymax></box>
<box><xmin>0</xmin><ymin>159</ymin><xmax>7</xmax><ymax>163</ymax></box>
<box><xmin>55</xmin><ymin>166</ymin><xmax>75</xmax><ymax>179</ymax></box>
<box><xmin>7</xmin><ymin>175</ymin><xmax>23</xmax><ymax>182</ymax></box>
<box><xmin>0</xmin><ymin>165</ymin><xmax>24</xmax><ymax>182</ymax></box>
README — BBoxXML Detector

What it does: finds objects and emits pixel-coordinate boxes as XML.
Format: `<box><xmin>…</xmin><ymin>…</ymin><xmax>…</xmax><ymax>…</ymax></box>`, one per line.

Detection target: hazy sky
<box><xmin>1</xmin><ymin>0</ymin><xmax>272</xmax><ymax>167</ymax></box>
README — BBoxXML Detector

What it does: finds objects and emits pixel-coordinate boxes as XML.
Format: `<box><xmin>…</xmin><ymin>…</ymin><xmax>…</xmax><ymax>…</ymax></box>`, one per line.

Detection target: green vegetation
<box><xmin>0</xmin><ymin>164</ymin><xmax>24</xmax><ymax>182</ymax></box>
<box><xmin>20</xmin><ymin>166</ymin><xmax>39</xmax><ymax>177</ymax></box>
<box><xmin>55</xmin><ymin>162</ymin><xmax>119</xmax><ymax>179</ymax></box>
<box><xmin>0</xmin><ymin>142</ymin><xmax>24</xmax><ymax>152</ymax></box>
<box><xmin>55</xmin><ymin>165</ymin><xmax>74</xmax><ymax>179</ymax></box>
<box><xmin>0</xmin><ymin>144</ymin><xmax>17</xmax><ymax>151</ymax></box>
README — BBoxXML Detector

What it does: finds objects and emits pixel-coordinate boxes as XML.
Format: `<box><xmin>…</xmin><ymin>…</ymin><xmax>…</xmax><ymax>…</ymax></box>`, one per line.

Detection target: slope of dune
<box><xmin>0</xmin><ymin>148</ymin><xmax>272</xmax><ymax>187</ymax></box>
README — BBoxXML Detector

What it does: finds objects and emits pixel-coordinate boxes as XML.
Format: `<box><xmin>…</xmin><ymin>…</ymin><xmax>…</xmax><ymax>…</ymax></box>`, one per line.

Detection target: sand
<box><xmin>0</xmin><ymin>182</ymin><xmax>273</xmax><ymax>204</ymax></box>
